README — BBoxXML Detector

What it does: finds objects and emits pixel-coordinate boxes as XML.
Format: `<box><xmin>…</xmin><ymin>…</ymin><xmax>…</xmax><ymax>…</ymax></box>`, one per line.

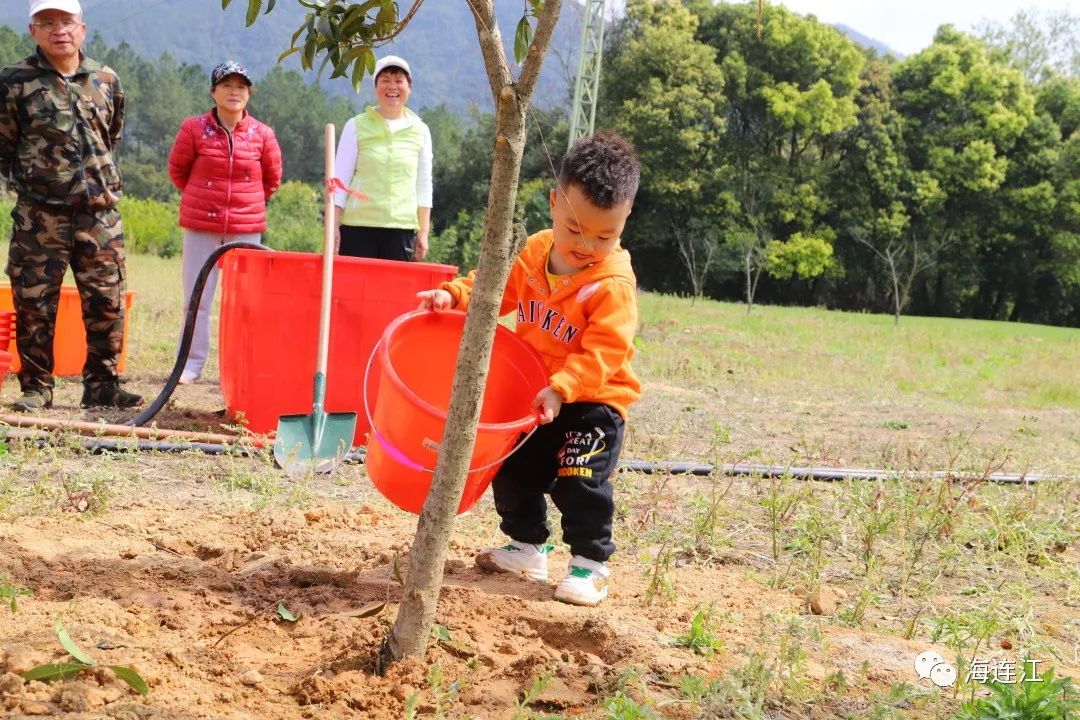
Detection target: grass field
<box><xmin>61</xmin><ymin>249</ymin><xmax>1080</xmax><ymax>473</ymax></box>
<box><xmin>0</xmin><ymin>247</ymin><xmax>1077</xmax><ymax>719</ymax></box>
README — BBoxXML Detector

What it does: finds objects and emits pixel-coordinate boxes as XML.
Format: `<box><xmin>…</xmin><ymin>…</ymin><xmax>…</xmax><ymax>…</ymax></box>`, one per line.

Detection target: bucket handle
<box><xmin>362</xmin><ymin>334</ymin><xmax>539</xmax><ymax>475</ymax></box>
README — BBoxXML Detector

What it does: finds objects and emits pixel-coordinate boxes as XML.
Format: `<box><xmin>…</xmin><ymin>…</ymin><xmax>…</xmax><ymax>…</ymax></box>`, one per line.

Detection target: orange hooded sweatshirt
<box><xmin>441</xmin><ymin>229</ymin><xmax>641</xmax><ymax>418</ymax></box>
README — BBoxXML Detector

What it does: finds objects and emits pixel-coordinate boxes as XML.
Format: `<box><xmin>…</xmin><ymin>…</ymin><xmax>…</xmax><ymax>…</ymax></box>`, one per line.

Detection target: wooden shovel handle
<box><xmin>316</xmin><ymin>123</ymin><xmax>336</xmax><ymax>376</ymax></box>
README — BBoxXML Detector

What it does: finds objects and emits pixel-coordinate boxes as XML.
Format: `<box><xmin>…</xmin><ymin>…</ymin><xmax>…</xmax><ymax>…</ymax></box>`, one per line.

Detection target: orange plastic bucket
<box><xmin>364</xmin><ymin>310</ymin><xmax>549</xmax><ymax>515</ymax></box>
<box><xmin>0</xmin><ymin>284</ymin><xmax>135</xmax><ymax>376</ymax></box>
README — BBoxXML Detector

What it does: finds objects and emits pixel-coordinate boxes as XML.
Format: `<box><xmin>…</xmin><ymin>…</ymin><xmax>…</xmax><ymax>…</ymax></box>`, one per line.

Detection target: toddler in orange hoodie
<box><xmin>416</xmin><ymin>132</ymin><xmax>641</xmax><ymax>605</ymax></box>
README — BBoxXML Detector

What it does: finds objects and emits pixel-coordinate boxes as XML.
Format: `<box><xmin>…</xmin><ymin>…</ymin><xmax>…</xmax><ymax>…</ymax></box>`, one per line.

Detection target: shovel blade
<box><xmin>273</xmin><ymin>410</ymin><xmax>357</xmax><ymax>474</ymax></box>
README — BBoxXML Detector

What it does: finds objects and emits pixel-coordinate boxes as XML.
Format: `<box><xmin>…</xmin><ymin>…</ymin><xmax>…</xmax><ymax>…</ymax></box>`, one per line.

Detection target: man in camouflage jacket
<box><xmin>0</xmin><ymin>0</ymin><xmax>142</xmax><ymax>412</ymax></box>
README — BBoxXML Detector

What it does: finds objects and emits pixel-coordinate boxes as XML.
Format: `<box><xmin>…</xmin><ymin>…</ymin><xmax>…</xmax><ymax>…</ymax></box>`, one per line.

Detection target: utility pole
<box><xmin>567</xmin><ymin>0</ymin><xmax>607</xmax><ymax>150</ymax></box>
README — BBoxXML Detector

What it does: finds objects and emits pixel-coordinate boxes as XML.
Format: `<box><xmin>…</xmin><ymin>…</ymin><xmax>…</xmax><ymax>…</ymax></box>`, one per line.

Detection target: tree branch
<box><xmin>367</xmin><ymin>1</ymin><xmax>426</xmax><ymax>44</ymax></box>
<box><xmin>465</xmin><ymin>0</ymin><xmax>512</xmax><ymax>103</ymax></box>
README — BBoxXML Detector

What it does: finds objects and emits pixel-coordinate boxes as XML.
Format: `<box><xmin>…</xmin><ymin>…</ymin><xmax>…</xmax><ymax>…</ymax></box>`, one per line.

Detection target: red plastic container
<box><xmin>0</xmin><ymin>349</ymin><xmax>12</xmax><ymax>393</ymax></box>
<box><xmin>218</xmin><ymin>249</ymin><xmax>457</xmax><ymax>445</ymax></box>
<box><xmin>364</xmin><ymin>310</ymin><xmax>549</xmax><ymax>515</ymax></box>
<box><xmin>0</xmin><ymin>311</ymin><xmax>12</xmax><ymax>383</ymax></box>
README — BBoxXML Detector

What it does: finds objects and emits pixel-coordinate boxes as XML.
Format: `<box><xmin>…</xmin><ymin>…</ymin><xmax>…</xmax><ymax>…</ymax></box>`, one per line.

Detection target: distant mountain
<box><xmin>0</xmin><ymin>0</ymin><xmax>582</xmax><ymax>112</ymax></box>
<box><xmin>834</xmin><ymin>23</ymin><xmax>902</xmax><ymax>58</ymax></box>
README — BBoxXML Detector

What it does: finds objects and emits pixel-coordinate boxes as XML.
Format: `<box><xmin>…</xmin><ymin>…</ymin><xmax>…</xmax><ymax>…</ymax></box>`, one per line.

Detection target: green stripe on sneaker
<box><xmin>569</xmin><ymin>566</ymin><xmax>594</xmax><ymax>578</ymax></box>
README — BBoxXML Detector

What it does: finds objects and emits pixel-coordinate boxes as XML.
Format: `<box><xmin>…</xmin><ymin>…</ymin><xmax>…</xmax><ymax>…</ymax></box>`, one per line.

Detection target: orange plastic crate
<box><xmin>0</xmin><ymin>284</ymin><xmax>135</xmax><ymax>376</ymax></box>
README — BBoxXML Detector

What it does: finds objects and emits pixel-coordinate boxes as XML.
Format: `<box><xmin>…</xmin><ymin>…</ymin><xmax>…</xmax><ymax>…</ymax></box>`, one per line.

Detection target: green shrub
<box><xmin>0</xmin><ymin>196</ymin><xmax>12</xmax><ymax>243</ymax></box>
<box><xmin>428</xmin><ymin>209</ymin><xmax>483</xmax><ymax>270</ymax></box>
<box><xmin>516</xmin><ymin>177</ymin><xmax>550</xmax><ymax>234</ymax></box>
<box><xmin>954</xmin><ymin>665</ymin><xmax>1079</xmax><ymax>720</ymax></box>
<box><xmin>121</xmin><ymin>160</ymin><xmax>179</xmax><ymax>202</ymax></box>
<box><xmin>118</xmin><ymin>196</ymin><xmax>182</xmax><ymax>257</ymax></box>
<box><xmin>263</xmin><ymin>181</ymin><xmax>321</xmax><ymax>253</ymax></box>
<box><xmin>2</xmin><ymin>195</ymin><xmax>180</xmax><ymax>258</ymax></box>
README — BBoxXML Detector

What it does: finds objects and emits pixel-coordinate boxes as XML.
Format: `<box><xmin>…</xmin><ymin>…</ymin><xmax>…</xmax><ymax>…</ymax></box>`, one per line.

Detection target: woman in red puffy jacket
<box><xmin>167</xmin><ymin>60</ymin><xmax>283</xmax><ymax>384</ymax></box>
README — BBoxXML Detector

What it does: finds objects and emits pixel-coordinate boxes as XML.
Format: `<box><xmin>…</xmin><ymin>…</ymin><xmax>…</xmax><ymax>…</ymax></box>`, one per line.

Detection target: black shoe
<box><xmin>12</xmin><ymin>388</ymin><xmax>53</xmax><ymax>413</ymax></box>
<box><xmin>80</xmin><ymin>381</ymin><xmax>143</xmax><ymax>409</ymax></box>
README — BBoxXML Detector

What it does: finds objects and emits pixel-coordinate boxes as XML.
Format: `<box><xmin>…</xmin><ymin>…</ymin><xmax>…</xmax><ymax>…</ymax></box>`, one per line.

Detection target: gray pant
<box><xmin>180</xmin><ymin>229</ymin><xmax>261</xmax><ymax>377</ymax></box>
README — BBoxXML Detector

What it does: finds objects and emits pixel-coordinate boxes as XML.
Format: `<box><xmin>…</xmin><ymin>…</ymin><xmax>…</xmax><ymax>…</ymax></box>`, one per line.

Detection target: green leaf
<box><xmin>302</xmin><ymin>36</ymin><xmax>318</xmax><ymax>70</ymax></box>
<box><xmin>108</xmin><ymin>665</ymin><xmax>150</xmax><ymax>695</ymax></box>
<box><xmin>344</xmin><ymin>601</ymin><xmax>385</xmax><ymax>618</ymax></box>
<box><xmin>278</xmin><ymin>47</ymin><xmax>301</xmax><ymax>63</ymax></box>
<box><xmin>276</xmin><ymin>603</ymin><xmax>300</xmax><ymax>622</ymax></box>
<box><xmin>430</xmin><ymin>623</ymin><xmax>451</xmax><ymax>642</ymax></box>
<box><xmin>339</xmin><ymin>5</ymin><xmax>370</xmax><ymax>37</ymax></box>
<box><xmin>343</xmin><ymin>45</ymin><xmax>368</xmax><ymax>65</ymax></box>
<box><xmin>375</xmin><ymin>0</ymin><xmax>397</xmax><ymax>36</ymax></box>
<box><xmin>289</xmin><ymin>21</ymin><xmax>307</xmax><ymax>45</ymax></box>
<box><xmin>351</xmin><ymin>57</ymin><xmax>366</xmax><ymax>92</ymax></box>
<box><xmin>265</xmin><ymin>0</ymin><xmax>276</xmax><ymax>12</ymax></box>
<box><xmin>317</xmin><ymin>53</ymin><xmax>334</xmax><ymax>82</ymax></box>
<box><xmin>55</xmin><ymin>620</ymin><xmax>96</xmax><ymax>666</ymax></box>
<box><xmin>221</xmin><ymin>0</ymin><xmax>233</xmax><ymax>9</ymax></box>
<box><xmin>22</xmin><ymin>662</ymin><xmax>91</xmax><ymax>682</ymax></box>
<box><xmin>514</xmin><ymin>16</ymin><xmax>532</xmax><ymax>65</ymax></box>
<box><xmin>245</xmin><ymin>0</ymin><xmax>262</xmax><ymax>26</ymax></box>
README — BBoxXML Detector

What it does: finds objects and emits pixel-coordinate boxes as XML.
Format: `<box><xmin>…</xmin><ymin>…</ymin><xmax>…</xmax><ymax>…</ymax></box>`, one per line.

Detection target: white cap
<box><xmin>29</xmin><ymin>0</ymin><xmax>82</xmax><ymax>18</ymax></box>
<box><xmin>373</xmin><ymin>55</ymin><xmax>411</xmax><ymax>84</ymax></box>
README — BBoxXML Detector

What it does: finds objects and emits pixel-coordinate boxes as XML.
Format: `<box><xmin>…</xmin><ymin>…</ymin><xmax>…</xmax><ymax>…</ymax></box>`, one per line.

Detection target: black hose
<box><xmin>124</xmin><ymin>241</ymin><xmax>272</xmax><ymax>427</ymax></box>
<box><xmin>2</xmin><ymin>428</ymin><xmax>1059</xmax><ymax>485</ymax></box>
<box><xmin>616</xmin><ymin>460</ymin><xmax>1055</xmax><ymax>485</ymax></box>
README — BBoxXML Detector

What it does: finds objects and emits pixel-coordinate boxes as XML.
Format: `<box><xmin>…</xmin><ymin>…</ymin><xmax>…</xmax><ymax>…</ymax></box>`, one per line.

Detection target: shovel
<box><xmin>273</xmin><ymin>123</ymin><xmax>357</xmax><ymax>474</ymax></box>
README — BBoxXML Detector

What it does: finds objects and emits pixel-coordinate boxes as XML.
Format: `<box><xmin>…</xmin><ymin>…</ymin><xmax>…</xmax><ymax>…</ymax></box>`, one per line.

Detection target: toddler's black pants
<box><xmin>491</xmin><ymin>402</ymin><xmax>625</xmax><ymax>562</ymax></box>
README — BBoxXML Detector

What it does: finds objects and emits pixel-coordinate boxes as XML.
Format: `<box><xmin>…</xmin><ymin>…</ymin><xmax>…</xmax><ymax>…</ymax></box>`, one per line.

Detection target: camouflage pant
<box><xmin>5</xmin><ymin>201</ymin><xmax>127</xmax><ymax>393</ymax></box>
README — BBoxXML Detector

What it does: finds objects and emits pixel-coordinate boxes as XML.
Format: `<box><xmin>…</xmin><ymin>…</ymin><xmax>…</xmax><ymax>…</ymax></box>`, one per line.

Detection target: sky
<box><xmin>775</xmin><ymin>0</ymin><xmax>1078</xmax><ymax>56</ymax></box>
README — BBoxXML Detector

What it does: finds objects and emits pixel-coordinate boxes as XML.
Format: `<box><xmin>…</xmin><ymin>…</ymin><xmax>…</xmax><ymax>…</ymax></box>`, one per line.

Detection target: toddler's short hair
<box><xmin>559</xmin><ymin>131</ymin><xmax>640</xmax><ymax>209</ymax></box>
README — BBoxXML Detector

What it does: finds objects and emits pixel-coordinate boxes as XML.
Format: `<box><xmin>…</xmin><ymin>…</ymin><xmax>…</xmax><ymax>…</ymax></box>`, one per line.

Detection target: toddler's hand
<box><xmin>416</xmin><ymin>289</ymin><xmax>453</xmax><ymax>311</ymax></box>
<box><xmin>532</xmin><ymin>386</ymin><xmax>563</xmax><ymax>425</ymax></box>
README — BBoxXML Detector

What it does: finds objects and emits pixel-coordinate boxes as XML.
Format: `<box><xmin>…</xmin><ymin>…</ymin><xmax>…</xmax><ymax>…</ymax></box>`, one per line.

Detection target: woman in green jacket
<box><xmin>333</xmin><ymin>55</ymin><xmax>432</xmax><ymax>261</ymax></box>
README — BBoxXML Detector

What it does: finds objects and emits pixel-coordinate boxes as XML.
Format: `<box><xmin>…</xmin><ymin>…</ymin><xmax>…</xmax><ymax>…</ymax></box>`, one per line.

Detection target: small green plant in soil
<box><xmin>22</xmin><ymin>619</ymin><xmax>149</xmax><ymax>695</ymax></box>
<box><xmin>674</xmin><ymin>605</ymin><xmax>725</xmax><ymax>656</ymax></box>
<box><xmin>953</xmin><ymin>664</ymin><xmax>1078</xmax><ymax>720</ymax></box>
<box><xmin>0</xmin><ymin>574</ymin><xmax>31</xmax><ymax>613</ymax></box>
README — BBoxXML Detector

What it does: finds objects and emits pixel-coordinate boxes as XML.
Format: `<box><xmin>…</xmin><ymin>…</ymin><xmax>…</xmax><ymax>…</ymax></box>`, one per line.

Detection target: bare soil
<box><xmin>1</xmin><ymin>371</ymin><xmax>1077</xmax><ymax>719</ymax></box>
<box><xmin>0</xmin><ymin>486</ymin><xmax>960</xmax><ymax>720</ymax></box>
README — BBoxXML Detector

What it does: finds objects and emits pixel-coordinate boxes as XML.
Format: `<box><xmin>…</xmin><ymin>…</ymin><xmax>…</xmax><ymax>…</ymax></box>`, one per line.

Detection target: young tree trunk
<box><xmin>744</xmin><ymin>250</ymin><xmax>755</xmax><ymax>313</ymax></box>
<box><xmin>383</xmin><ymin>0</ymin><xmax>563</xmax><ymax>663</ymax></box>
<box><xmin>745</xmin><ymin>245</ymin><xmax>763</xmax><ymax>314</ymax></box>
<box><xmin>888</xmin><ymin>257</ymin><xmax>902</xmax><ymax>326</ymax></box>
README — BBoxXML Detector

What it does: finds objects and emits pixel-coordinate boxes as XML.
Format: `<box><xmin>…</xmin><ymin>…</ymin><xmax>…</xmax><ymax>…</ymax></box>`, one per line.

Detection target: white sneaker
<box><xmin>178</xmin><ymin>370</ymin><xmax>199</xmax><ymax>385</ymax></box>
<box><xmin>554</xmin><ymin>556</ymin><xmax>609</xmax><ymax>606</ymax></box>
<box><xmin>475</xmin><ymin>540</ymin><xmax>553</xmax><ymax>581</ymax></box>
